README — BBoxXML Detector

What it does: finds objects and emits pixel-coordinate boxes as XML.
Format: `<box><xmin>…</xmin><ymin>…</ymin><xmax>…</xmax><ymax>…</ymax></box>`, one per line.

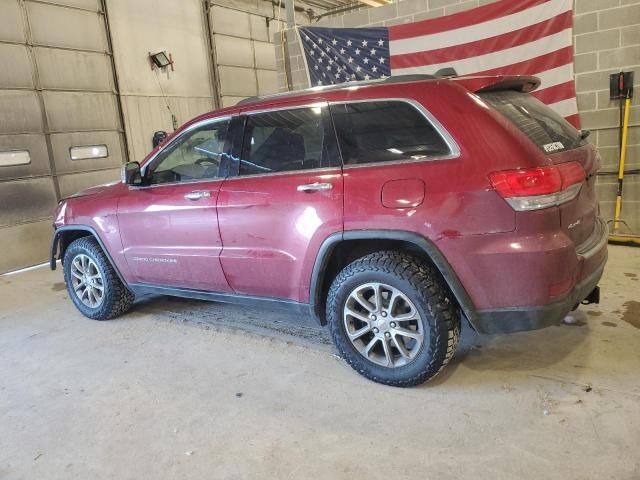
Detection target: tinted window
<box><xmin>330</xmin><ymin>101</ymin><xmax>451</xmax><ymax>165</ymax></box>
<box><xmin>149</xmin><ymin>120</ymin><xmax>230</xmax><ymax>185</ymax></box>
<box><xmin>478</xmin><ymin>90</ymin><xmax>585</xmax><ymax>153</ymax></box>
<box><xmin>239</xmin><ymin>106</ymin><xmax>338</xmax><ymax>175</ymax></box>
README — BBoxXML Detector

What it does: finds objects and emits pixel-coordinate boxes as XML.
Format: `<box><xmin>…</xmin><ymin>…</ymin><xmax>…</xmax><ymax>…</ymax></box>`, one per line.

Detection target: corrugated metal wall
<box><xmin>0</xmin><ymin>0</ymin><xmax>125</xmax><ymax>272</ymax></box>
<box><xmin>208</xmin><ymin>2</ymin><xmax>283</xmax><ymax>107</ymax></box>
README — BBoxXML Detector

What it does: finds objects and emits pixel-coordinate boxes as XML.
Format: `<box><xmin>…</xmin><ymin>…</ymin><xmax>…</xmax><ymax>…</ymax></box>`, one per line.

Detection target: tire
<box><xmin>326</xmin><ymin>251</ymin><xmax>460</xmax><ymax>387</ymax></box>
<box><xmin>63</xmin><ymin>236</ymin><xmax>134</xmax><ymax>320</ymax></box>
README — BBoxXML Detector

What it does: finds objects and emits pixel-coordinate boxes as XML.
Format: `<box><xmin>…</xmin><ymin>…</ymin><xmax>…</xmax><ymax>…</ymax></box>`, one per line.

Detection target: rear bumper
<box><xmin>473</xmin><ymin>252</ymin><xmax>606</xmax><ymax>334</ymax></box>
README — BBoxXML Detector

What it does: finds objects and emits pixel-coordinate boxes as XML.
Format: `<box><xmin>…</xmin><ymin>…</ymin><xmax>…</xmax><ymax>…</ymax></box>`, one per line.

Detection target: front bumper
<box><xmin>472</xmin><ymin>218</ymin><xmax>608</xmax><ymax>334</ymax></box>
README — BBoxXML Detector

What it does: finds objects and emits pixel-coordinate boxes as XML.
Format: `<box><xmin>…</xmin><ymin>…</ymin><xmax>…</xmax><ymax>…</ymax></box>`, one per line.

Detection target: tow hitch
<box><xmin>581</xmin><ymin>286</ymin><xmax>600</xmax><ymax>305</ymax></box>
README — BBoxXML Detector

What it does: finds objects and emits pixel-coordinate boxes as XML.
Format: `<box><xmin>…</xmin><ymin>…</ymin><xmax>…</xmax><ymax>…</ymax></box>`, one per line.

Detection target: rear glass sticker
<box><xmin>543</xmin><ymin>141</ymin><xmax>565</xmax><ymax>153</ymax></box>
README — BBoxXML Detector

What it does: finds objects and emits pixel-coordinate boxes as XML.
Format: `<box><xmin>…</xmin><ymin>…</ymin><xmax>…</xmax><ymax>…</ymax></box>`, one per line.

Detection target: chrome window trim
<box><xmin>328</xmin><ymin>98</ymin><xmax>460</xmax><ymax>169</ymax></box>
<box><xmin>139</xmin><ymin>115</ymin><xmax>233</xmax><ymax>188</ymax></box>
<box><xmin>221</xmin><ymin>165</ymin><xmax>342</xmax><ymax>182</ymax></box>
<box><xmin>240</xmin><ymin>101</ymin><xmax>329</xmax><ymax>117</ymax></box>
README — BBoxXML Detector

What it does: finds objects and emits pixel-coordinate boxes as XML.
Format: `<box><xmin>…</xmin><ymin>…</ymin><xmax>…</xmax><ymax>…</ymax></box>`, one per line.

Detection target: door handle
<box><xmin>184</xmin><ymin>190</ymin><xmax>211</xmax><ymax>201</ymax></box>
<box><xmin>296</xmin><ymin>182</ymin><xmax>333</xmax><ymax>193</ymax></box>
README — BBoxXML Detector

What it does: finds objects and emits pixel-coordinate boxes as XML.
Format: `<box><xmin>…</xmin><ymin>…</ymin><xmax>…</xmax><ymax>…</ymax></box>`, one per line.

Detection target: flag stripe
<box><xmin>391</xmin><ymin>11</ymin><xmax>572</xmax><ymax>70</ymax></box>
<box><xmin>533</xmin><ymin>64</ymin><xmax>576</xmax><ymax>90</ymax></box>
<box><xmin>470</xmin><ymin>46</ymin><xmax>573</xmax><ymax>79</ymax></box>
<box><xmin>392</xmin><ymin>28</ymin><xmax>572</xmax><ymax>76</ymax></box>
<box><xmin>531</xmin><ymin>80</ymin><xmax>576</xmax><ymax>104</ymax></box>
<box><xmin>548</xmin><ymin>97</ymin><xmax>579</xmax><ymax>117</ymax></box>
<box><xmin>565</xmin><ymin>113</ymin><xmax>580</xmax><ymax>128</ymax></box>
<box><xmin>389</xmin><ymin>0</ymin><xmax>546</xmax><ymax>40</ymax></box>
<box><xmin>390</xmin><ymin>0</ymin><xmax>571</xmax><ymax>55</ymax></box>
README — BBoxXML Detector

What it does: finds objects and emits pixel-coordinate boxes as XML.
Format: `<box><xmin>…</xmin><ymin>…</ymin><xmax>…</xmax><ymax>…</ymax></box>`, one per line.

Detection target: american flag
<box><xmin>298</xmin><ymin>0</ymin><xmax>579</xmax><ymax>127</ymax></box>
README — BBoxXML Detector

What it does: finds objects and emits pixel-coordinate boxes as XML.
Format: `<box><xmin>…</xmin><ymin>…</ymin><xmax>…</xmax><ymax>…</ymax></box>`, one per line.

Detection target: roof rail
<box><xmin>236</xmin><ymin>74</ymin><xmax>439</xmax><ymax>106</ymax></box>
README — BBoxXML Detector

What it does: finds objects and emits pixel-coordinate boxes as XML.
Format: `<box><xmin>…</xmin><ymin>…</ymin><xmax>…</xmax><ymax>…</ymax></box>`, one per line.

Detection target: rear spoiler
<box><xmin>452</xmin><ymin>75</ymin><xmax>541</xmax><ymax>94</ymax></box>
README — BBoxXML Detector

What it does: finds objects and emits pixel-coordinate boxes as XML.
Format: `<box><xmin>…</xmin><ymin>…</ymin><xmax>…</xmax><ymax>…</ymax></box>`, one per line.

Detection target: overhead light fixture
<box><xmin>149</xmin><ymin>51</ymin><xmax>174</xmax><ymax>71</ymax></box>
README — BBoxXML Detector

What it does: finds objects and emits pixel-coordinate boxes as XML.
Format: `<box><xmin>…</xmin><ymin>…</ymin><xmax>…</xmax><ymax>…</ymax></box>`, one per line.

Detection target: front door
<box><xmin>117</xmin><ymin>117</ymin><xmax>236</xmax><ymax>291</ymax></box>
<box><xmin>217</xmin><ymin>102</ymin><xmax>343</xmax><ymax>303</ymax></box>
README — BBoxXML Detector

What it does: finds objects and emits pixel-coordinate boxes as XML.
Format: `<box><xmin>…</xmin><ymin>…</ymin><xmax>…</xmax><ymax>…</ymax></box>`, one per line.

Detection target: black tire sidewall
<box><xmin>63</xmin><ymin>240</ymin><xmax>115</xmax><ymax>320</ymax></box>
<box><xmin>329</xmin><ymin>268</ymin><xmax>442</xmax><ymax>385</ymax></box>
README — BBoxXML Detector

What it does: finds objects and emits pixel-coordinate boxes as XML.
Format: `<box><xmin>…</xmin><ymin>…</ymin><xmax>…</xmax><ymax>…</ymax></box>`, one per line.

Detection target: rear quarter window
<box><xmin>330</xmin><ymin>101</ymin><xmax>452</xmax><ymax>165</ymax></box>
<box><xmin>478</xmin><ymin>90</ymin><xmax>585</xmax><ymax>153</ymax></box>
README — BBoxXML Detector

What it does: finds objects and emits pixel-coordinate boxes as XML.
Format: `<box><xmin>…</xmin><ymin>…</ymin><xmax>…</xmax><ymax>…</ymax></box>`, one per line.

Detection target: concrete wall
<box><xmin>276</xmin><ymin>0</ymin><xmax>640</xmax><ymax>233</ymax></box>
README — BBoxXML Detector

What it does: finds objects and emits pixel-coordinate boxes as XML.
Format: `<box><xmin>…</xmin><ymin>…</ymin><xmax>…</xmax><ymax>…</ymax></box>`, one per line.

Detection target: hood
<box><xmin>66</xmin><ymin>181</ymin><xmax>120</xmax><ymax>200</ymax></box>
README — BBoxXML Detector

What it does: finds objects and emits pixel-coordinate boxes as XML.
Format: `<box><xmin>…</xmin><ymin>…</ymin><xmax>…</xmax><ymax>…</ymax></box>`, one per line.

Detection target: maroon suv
<box><xmin>51</xmin><ymin>74</ymin><xmax>607</xmax><ymax>386</ymax></box>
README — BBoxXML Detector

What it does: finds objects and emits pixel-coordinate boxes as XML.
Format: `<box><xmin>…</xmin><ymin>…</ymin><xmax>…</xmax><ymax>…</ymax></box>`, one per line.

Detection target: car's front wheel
<box><xmin>63</xmin><ymin>236</ymin><xmax>134</xmax><ymax>320</ymax></box>
<box><xmin>326</xmin><ymin>251</ymin><xmax>460</xmax><ymax>387</ymax></box>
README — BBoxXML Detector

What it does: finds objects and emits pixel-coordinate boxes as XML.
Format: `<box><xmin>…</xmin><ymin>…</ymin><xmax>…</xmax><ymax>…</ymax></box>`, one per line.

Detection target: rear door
<box><xmin>478</xmin><ymin>90</ymin><xmax>598</xmax><ymax>245</ymax></box>
<box><xmin>217</xmin><ymin>102</ymin><xmax>343</xmax><ymax>302</ymax></box>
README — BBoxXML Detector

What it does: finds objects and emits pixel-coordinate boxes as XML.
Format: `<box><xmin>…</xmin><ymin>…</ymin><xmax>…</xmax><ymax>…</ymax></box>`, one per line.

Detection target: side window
<box><xmin>330</xmin><ymin>101</ymin><xmax>451</xmax><ymax>165</ymax></box>
<box><xmin>148</xmin><ymin>120</ymin><xmax>230</xmax><ymax>185</ymax></box>
<box><xmin>239</xmin><ymin>106</ymin><xmax>338</xmax><ymax>176</ymax></box>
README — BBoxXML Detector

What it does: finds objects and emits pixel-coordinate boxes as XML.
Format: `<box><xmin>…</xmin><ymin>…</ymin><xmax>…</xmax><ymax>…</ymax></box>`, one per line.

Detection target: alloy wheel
<box><xmin>70</xmin><ymin>254</ymin><xmax>105</xmax><ymax>308</ymax></box>
<box><xmin>343</xmin><ymin>282</ymin><xmax>425</xmax><ymax>368</ymax></box>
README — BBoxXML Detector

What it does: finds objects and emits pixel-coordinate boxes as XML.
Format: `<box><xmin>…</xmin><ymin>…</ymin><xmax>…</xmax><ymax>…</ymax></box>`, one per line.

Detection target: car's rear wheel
<box><xmin>326</xmin><ymin>251</ymin><xmax>460</xmax><ymax>387</ymax></box>
<box><xmin>63</xmin><ymin>236</ymin><xmax>134</xmax><ymax>320</ymax></box>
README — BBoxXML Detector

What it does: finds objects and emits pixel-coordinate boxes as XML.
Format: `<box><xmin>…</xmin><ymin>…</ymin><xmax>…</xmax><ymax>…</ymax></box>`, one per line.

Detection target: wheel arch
<box><xmin>51</xmin><ymin>225</ymin><xmax>130</xmax><ymax>290</ymax></box>
<box><xmin>310</xmin><ymin>230</ymin><xmax>481</xmax><ymax>331</ymax></box>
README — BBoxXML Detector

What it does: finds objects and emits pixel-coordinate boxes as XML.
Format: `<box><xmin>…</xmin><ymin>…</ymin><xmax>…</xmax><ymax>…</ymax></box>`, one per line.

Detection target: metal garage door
<box><xmin>0</xmin><ymin>0</ymin><xmax>126</xmax><ymax>273</ymax></box>
<box><xmin>207</xmin><ymin>3</ymin><xmax>282</xmax><ymax>107</ymax></box>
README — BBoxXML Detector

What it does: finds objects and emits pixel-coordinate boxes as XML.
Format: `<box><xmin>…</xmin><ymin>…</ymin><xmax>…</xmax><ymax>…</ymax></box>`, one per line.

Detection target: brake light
<box><xmin>489</xmin><ymin>162</ymin><xmax>586</xmax><ymax>211</ymax></box>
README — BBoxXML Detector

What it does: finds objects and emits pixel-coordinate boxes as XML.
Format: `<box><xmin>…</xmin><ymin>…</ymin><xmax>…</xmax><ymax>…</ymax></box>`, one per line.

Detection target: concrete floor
<box><xmin>1</xmin><ymin>246</ymin><xmax>639</xmax><ymax>480</ymax></box>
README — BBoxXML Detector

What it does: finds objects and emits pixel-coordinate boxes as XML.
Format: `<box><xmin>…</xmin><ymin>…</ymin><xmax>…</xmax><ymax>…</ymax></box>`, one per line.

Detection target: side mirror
<box><xmin>121</xmin><ymin>161</ymin><xmax>142</xmax><ymax>185</ymax></box>
<box><xmin>152</xmin><ymin>130</ymin><xmax>168</xmax><ymax>148</ymax></box>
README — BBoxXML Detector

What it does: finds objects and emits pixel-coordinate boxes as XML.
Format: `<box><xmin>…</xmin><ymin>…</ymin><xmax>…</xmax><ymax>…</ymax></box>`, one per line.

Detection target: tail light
<box><xmin>489</xmin><ymin>162</ymin><xmax>586</xmax><ymax>211</ymax></box>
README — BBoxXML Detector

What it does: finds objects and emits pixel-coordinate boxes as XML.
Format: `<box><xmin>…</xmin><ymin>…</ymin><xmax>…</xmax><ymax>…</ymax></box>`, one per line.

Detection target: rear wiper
<box><xmin>580</xmin><ymin>129</ymin><xmax>591</xmax><ymax>139</ymax></box>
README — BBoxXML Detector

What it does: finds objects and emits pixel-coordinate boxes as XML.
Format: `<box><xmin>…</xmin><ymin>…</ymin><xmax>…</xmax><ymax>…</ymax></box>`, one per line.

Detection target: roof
<box><xmin>235</xmin><ymin>73</ymin><xmax>541</xmax><ymax>109</ymax></box>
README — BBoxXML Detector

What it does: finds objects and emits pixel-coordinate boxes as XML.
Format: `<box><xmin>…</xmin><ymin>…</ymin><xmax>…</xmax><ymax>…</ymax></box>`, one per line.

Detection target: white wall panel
<box><xmin>0</xmin><ymin>0</ymin><xmax>26</xmax><ymax>43</ymax></box>
<box><xmin>250</xmin><ymin>14</ymin><xmax>270</xmax><ymax>42</ymax></box>
<box><xmin>50</xmin><ymin>131</ymin><xmax>123</xmax><ymax>174</ymax></box>
<box><xmin>254</xmin><ymin>41</ymin><xmax>277</xmax><ymax>70</ymax></box>
<box><xmin>35</xmin><ymin>48</ymin><xmax>113</xmax><ymax>91</ymax></box>
<box><xmin>0</xmin><ymin>44</ymin><xmax>34</xmax><ymax>89</ymax></box>
<box><xmin>257</xmin><ymin>69</ymin><xmax>278</xmax><ymax>95</ymax></box>
<box><xmin>0</xmin><ymin>220</ymin><xmax>53</xmax><ymax>272</ymax></box>
<box><xmin>218</xmin><ymin>65</ymin><xmax>257</xmax><ymax>97</ymax></box>
<box><xmin>43</xmin><ymin>91</ymin><xmax>119</xmax><ymax>132</ymax></box>
<box><xmin>210</xmin><ymin>6</ymin><xmax>250</xmax><ymax>37</ymax></box>
<box><xmin>57</xmin><ymin>168</ymin><xmax>120</xmax><ymax>198</ymax></box>
<box><xmin>0</xmin><ymin>177</ymin><xmax>57</xmax><ymax>227</ymax></box>
<box><xmin>40</xmin><ymin>0</ymin><xmax>101</xmax><ymax>9</ymax></box>
<box><xmin>107</xmin><ymin>0</ymin><xmax>213</xmax><ymax>97</ymax></box>
<box><xmin>0</xmin><ymin>134</ymin><xmax>50</xmax><ymax>180</ymax></box>
<box><xmin>215</xmin><ymin>35</ymin><xmax>254</xmax><ymax>68</ymax></box>
<box><xmin>26</xmin><ymin>2</ymin><xmax>107</xmax><ymax>51</ymax></box>
<box><xmin>0</xmin><ymin>91</ymin><xmax>43</xmax><ymax>134</ymax></box>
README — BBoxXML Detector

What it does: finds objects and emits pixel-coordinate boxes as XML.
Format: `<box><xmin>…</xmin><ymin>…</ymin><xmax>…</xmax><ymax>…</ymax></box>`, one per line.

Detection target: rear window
<box><xmin>478</xmin><ymin>90</ymin><xmax>585</xmax><ymax>153</ymax></box>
